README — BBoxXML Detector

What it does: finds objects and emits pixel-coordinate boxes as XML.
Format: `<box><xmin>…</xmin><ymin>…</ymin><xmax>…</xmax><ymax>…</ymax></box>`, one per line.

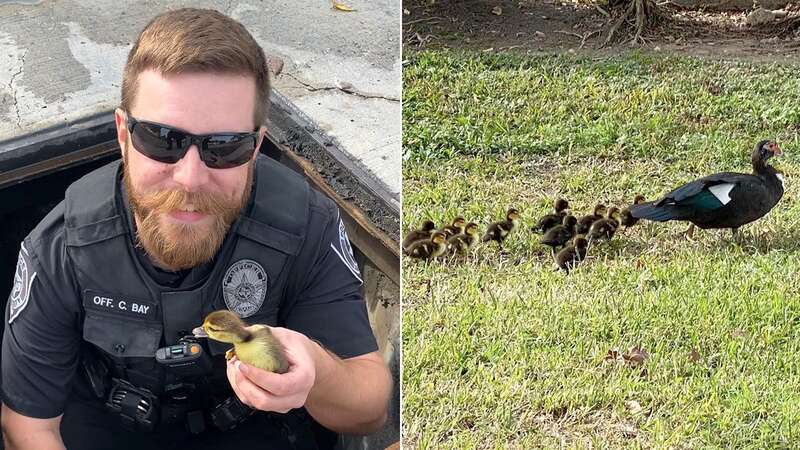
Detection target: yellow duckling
<box><xmin>194</xmin><ymin>310</ymin><xmax>289</xmax><ymax>374</ymax></box>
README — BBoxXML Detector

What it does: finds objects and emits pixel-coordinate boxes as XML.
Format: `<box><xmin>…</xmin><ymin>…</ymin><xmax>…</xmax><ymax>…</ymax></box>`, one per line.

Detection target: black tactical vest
<box><xmin>64</xmin><ymin>154</ymin><xmax>309</xmax><ymax>393</ymax></box>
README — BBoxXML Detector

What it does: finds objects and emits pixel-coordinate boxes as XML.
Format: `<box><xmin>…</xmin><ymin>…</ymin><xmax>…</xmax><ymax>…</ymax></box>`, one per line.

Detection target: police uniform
<box><xmin>2</xmin><ymin>154</ymin><xmax>378</xmax><ymax>449</ymax></box>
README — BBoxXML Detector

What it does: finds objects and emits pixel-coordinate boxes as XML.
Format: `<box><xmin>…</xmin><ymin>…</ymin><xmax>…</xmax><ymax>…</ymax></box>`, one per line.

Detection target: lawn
<box><xmin>402</xmin><ymin>51</ymin><xmax>800</xmax><ymax>448</ymax></box>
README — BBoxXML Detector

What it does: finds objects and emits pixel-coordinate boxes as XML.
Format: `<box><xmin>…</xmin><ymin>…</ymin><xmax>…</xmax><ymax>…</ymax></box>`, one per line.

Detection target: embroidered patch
<box><xmin>9</xmin><ymin>243</ymin><xmax>37</xmax><ymax>324</ymax></box>
<box><xmin>330</xmin><ymin>213</ymin><xmax>362</xmax><ymax>283</ymax></box>
<box><xmin>222</xmin><ymin>259</ymin><xmax>267</xmax><ymax>318</ymax></box>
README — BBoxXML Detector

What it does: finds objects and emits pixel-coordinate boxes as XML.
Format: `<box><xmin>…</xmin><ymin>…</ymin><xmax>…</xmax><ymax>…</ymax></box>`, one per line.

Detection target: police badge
<box><xmin>222</xmin><ymin>259</ymin><xmax>267</xmax><ymax>318</ymax></box>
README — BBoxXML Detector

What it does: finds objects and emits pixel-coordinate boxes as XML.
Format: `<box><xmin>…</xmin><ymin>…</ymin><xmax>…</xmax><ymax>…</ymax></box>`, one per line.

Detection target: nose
<box><xmin>171</xmin><ymin>145</ymin><xmax>210</xmax><ymax>192</ymax></box>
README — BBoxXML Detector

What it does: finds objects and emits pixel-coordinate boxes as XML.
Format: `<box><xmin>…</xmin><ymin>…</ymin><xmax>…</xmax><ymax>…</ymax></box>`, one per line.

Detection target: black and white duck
<box><xmin>629</xmin><ymin>140</ymin><xmax>784</xmax><ymax>237</ymax></box>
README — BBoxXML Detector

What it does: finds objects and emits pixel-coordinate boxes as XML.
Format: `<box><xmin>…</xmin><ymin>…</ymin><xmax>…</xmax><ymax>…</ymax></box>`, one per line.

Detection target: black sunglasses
<box><xmin>125</xmin><ymin>114</ymin><xmax>259</xmax><ymax>169</ymax></box>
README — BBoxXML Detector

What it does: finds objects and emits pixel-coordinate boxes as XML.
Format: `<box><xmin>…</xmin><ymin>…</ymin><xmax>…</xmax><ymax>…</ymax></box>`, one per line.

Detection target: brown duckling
<box><xmin>576</xmin><ymin>204</ymin><xmax>608</xmax><ymax>235</ymax></box>
<box><xmin>447</xmin><ymin>222</ymin><xmax>480</xmax><ymax>255</ymax></box>
<box><xmin>481</xmin><ymin>208</ymin><xmax>521</xmax><ymax>247</ymax></box>
<box><xmin>555</xmin><ymin>235</ymin><xmax>589</xmax><ymax>273</ymax></box>
<box><xmin>620</xmin><ymin>195</ymin><xmax>646</xmax><ymax>229</ymax></box>
<box><xmin>540</xmin><ymin>214</ymin><xmax>577</xmax><ymax>250</ymax></box>
<box><xmin>405</xmin><ymin>231</ymin><xmax>448</xmax><ymax>260</ymax></box>
<box><xmin>532</xmin><ymin>198</ymin><xmax>570</xmax><ymax>233</ymax></box>
<box><xmin>587</xmin><ymin>206</ymin><xmax>621</xmax><ymax>241</ymax></box>
<box><xmin>403</xmin><ymin>220</ymin><xmax>436</xmax><ymax>249</ymax></box>
<box><xmin>441</xmin><ymin>216</ymin><xmax>467</xmax><ymax>238</ymax></box>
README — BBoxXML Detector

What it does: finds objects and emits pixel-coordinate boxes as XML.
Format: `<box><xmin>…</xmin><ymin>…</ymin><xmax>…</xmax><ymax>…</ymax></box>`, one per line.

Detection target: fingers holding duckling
<box><xmin>197</xmin><ymin>310</ymin><xmax>289</xmax><ymax>373</ymax></box>
<box><xmin>226</xmin><ymin>326</ymin><xmax>317</xmax><ymax>414</ymax></box>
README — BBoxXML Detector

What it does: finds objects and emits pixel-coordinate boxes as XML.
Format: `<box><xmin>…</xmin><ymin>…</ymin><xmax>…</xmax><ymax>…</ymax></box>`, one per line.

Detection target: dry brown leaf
<box><xmin>624</xmin><ymin>400</ymin><xmax>643</xmax><ymax>415</ymax></box>
<box><xmin>732</xmin><ymin>329</ymin><xmax>747</xmax><ymax>339</ymax></box>
<box><xmin>623</xmin><ymin>346</ymin><xmax>649</xmax><ymax>367</ymax></box>
<box><xmin>688</xmin><ymin>348</ymin><xmax>702</xmax><ymax>363</ymax></box>
<box><xmin>604</xmin><ymin>348</ymin><xmax>621</xmax><ymax>362</ymax></box>
<box><xmin>332</xmin><ymin>1</ymin><xmax>355</xmax><ymax>12</ymax></box>
<box><xmin>621</xmin><ymin>423</ymin><xmax>638</xmax><ymax>438</ymax></box>
<box><xmin>492</xmin><ymin>6</ymin><xmax>503</xmax><ymax>15</ymax></box>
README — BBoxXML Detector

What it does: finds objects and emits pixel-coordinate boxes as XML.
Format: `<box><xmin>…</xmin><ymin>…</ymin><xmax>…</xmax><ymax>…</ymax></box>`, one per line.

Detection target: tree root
<box><xmin>603</xmin><ymin>0</ymin><xmax>661</xmax><ymax>46</ymax></box>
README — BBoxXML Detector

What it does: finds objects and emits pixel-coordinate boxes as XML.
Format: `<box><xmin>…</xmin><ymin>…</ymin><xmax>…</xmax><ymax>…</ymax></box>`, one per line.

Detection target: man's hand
<box><xmin>224</xmin><ymin>326</ymin><xmax>391</xmax><ymax>434</ymax></box>
<box><xmin>225</xmin><ymin>327</ymin><xmax>316</xmax><ymax>413</ymax></box>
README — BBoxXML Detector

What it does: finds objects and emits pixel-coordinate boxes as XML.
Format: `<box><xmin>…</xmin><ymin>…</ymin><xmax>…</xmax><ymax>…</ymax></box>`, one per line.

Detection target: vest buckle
<box><xmin>106</xmin><ymin>378</ymin><xmax>159</xmax><ymax>431</ymax></box>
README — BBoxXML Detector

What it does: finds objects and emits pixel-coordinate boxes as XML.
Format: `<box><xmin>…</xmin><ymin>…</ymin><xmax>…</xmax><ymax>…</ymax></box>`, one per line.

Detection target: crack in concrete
<box><xmin>8</xmin><ymin>51</ymin><xmax>26</xmax><ymax>130</ymax></box>
<box><xmin>284</xmin><ymin>72</ymin><xmax>400</xmax><ymax>103</ymax></box>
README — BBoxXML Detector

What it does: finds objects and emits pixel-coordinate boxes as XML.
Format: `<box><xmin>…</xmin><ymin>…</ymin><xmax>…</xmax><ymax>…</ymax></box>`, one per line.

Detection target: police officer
<box><xmin>1</xmin><ymin>9</ymin><xmax>391</xmax><ymax>450</ymax></box>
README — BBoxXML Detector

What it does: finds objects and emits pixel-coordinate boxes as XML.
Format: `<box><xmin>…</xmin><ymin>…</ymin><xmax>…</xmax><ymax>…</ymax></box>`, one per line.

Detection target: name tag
<box><xmin>82</xmin><ymin>290</ymin><xmax>157</xmax><ymax>321</ymax></box>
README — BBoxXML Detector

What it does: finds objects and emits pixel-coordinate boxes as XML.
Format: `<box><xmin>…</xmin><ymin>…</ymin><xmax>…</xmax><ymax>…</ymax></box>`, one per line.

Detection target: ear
<box><xmin>252</xmin><ymin>125</ymin><xmax>267</xmax><ymax>161</ymax></box>
<box><xmin>115</xmin><ymin>108</ymin><xmax>128</xmax><ymax>159</ymax></box>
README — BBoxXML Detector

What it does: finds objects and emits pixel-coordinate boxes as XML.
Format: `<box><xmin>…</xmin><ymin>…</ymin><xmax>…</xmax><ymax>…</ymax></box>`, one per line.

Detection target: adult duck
<box><xmin>629</xmin><ymin>140</ymin><xmax>784</xmax><ymax>237</ymax></box>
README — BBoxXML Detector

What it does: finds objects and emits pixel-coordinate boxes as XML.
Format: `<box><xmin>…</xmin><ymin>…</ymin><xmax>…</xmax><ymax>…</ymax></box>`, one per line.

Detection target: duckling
<box><xmin>193</xmin><ymin>310</ymin><xmax>289</xmax><ymax>373</ymax></box>
<box><xmin>540</xmin><ymin>214</ymin><xmax>577</xmax><ymax>250</ymax></box>
<box><xmin>481</xmin><ymin>208</ymin><xmax>521</xmax><ymax>248</ymax></box>
<box><xmin>587</xmin><ymin>206</ymin><xmax>621</xmax><ymax>241</ymax></box>
<box><xmin>402</xmin><ymin>220</ymin><xmax>436</xmax><ymax>249</ymax></box>
<box><xmin>447</xmin><ymin>222</ymin><xmax>480</xmax><ymax>255</ymax></box>
<box><xmin>555</xmin><ymin>235</ymin><xmax>589</xmax><ymax>273</ymax></box>
<box><xmin>620</xmin><ymin>195</ymin><xmax>646</xmax><ymax>229</ymax></box>
<box><xmin>576</xmin><ymin>204</ymin><xmax>608</xmax><ymax>235</ymax></box>
<box><xmin>532</xmin><ymin>198</ymin><xmax>570</xmax><ymax>233</ymax></box>
<box><xmin>405</xmin><ymin>231</ymin><xmax>447</xmax><ymax>259</ymax></box>
<box><xmin>441</xmin><ymin>217</ymin><xmax>467</xmax><ymax>239</ymax></box>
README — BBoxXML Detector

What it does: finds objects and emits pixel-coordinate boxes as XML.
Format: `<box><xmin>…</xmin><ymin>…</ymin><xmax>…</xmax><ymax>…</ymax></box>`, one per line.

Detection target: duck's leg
<box><xmin>684</xmin><ymin>223</ymin><xmax>695</xmax><ymax>240</ymax></box>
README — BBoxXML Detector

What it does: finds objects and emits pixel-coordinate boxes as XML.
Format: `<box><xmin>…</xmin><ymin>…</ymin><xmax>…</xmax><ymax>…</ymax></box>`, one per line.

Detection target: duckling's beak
<box><xmin>192</xmin><ymin>326</ymin><xmax>209</xmax><ymax>338</ymax></box>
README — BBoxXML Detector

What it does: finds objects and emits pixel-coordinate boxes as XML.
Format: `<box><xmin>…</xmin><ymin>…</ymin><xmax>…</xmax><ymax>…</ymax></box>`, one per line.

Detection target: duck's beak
<box><xmin>773</xmin><ymin>144</ymin><xmax>783</xmax><ymax>156</ymax></box>
<box><xmin>192</xmin><ymin>326</ymin><xmax>208</xmax><ymax>338</ymax></box>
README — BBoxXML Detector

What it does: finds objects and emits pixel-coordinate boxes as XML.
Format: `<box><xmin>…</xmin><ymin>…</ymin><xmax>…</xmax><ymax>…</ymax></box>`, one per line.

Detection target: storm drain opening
<box><xmin>0</xmin><ymin>93</ymin><xmax>400</xmax><ymax>450</ymax></box>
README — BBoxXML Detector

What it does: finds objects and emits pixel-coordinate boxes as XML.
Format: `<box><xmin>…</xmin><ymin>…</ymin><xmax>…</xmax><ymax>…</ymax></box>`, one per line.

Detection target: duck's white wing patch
<box><xmin>709</xmin><ymin>183</ymin><xmax>735</xmax><ymax>205</ymax></box>
<box><xmin>777</xmin><ymin>173</ymin><xmax>785</xmax><ymax>188</ymax></box>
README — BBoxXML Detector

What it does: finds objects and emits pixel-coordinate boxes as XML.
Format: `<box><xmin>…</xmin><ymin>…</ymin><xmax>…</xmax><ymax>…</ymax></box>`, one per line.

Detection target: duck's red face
<box><xmin>766</xmin><ymin>141</ymin><xmax>782</xmax><ymax>156</ymax></box>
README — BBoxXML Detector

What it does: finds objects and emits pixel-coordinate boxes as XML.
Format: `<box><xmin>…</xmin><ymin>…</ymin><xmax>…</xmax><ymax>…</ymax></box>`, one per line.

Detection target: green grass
<box><xmin>402</xmin><ymin>51</ymin><xmax>800</xmax><ymax>448</ymax></box>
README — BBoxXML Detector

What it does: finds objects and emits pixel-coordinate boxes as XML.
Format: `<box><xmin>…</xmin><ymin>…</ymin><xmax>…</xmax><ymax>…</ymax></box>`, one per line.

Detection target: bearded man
<box><xmin>1</xmin><ymin>8</ymin><xmax>391</xmax><ymax>450</ymax></box>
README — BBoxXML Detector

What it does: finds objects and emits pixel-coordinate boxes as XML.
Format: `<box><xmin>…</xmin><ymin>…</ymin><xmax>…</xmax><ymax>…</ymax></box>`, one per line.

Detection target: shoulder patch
<box><xmin>222</xmin><ymin>259</ymin><xmax>268</xmax><ymax>318</ymax></box>
<box><xmin>330</xmin><ymin>212</ymin><xmax>362</xmax><ymax>284</ymax></box>
<box><xmin>9</xmin><ymin>242</ymin><xmax>37</xmax><ymax>324</ymax></box>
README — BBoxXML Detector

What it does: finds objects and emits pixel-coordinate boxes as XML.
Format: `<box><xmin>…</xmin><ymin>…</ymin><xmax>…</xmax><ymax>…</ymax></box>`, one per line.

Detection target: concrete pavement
<box><xmin>0</xmin><ymin>0</ymin><xmax>401</xmax><ymax>206</ymax></box>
